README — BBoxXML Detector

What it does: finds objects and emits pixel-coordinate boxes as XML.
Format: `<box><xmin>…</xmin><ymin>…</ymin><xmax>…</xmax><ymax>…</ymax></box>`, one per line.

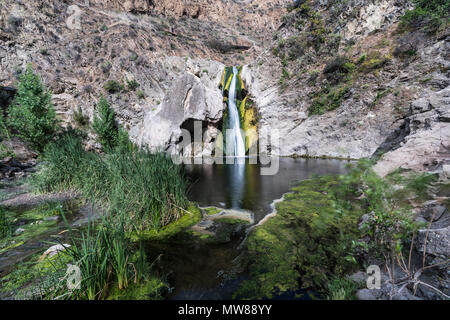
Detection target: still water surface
<box><xmin>149</xmin><ymin>158</ymin><xmax>350</xmax><ymax>299</ymax></box>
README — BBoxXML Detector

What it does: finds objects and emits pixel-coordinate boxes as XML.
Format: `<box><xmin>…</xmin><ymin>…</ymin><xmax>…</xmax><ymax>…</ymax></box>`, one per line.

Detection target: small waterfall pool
<box><xmin>147</xmin><ymin>158</ymin><xmax>350</xmax><ymax>299</ymax></box>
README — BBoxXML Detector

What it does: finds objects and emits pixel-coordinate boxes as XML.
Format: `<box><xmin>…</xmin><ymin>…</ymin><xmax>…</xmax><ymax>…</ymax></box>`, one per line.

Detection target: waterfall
<box><xmin>227</xmin><ymin>66</ymin><xmax>246</xmax><ymax>158</ymax></box>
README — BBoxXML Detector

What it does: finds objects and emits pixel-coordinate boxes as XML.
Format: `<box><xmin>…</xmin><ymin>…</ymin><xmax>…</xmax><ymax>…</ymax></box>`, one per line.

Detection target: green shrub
<box><xmin>126</xmin><ymin>79</ymin><xmax>140</xmax><ymax>91</ymax></box>
<box><xmin>7</xmin><ymin>65</ymin><xmax>58</xmax><ymax>151</ymax></box>
<box><xmin>137</xmin><ymin>90</ymin><xmax>146</xmax><ymax>99</ymax></box>
<box><xmin>103</xmin><ymin>80</ymin><xmax>123</xmax><ymax>94</ymax></box>
<box><xmin>308</xmin><ymin>85</ymin><xmax>351</xmax><ymax>115</ymax></box>
<box><xmin>400</xmin><ymin>0</ymin><xmax>449</xmax><ymax>32</ymax></box>
<box><xmin>327</xmin><ymin>278</ymin><xmax>360</xmax><ymax>300</ymax></box>
<box><xmin>92</xmin><ymin>96</ymin><xmax>119</xmax><ymax>152</ymax></box>
<box><xmin>73</xmin><ymin>106</ymin><xmax>89</xmax><ymax>128</ymax></box>
<box><xmin>358</xmin><ymin>51</ymin><xmax>391</xmax><ymax>72</ymax></box>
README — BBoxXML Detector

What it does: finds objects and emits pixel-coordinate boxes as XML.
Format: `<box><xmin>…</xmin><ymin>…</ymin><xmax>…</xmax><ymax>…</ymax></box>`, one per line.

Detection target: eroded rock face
<box><xmin>137</xmin><ymin>60</ymin><xmax>224</xmax><ymax>155</ymax></box>
<box><xmin>374</xmin><ymin>86</ymin><xmax>450</xmax><ymax>177</ymax></box>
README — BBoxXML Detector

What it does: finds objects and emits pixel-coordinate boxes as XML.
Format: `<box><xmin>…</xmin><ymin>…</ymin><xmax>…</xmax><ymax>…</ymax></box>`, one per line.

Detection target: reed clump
<box><xmin>32</xmin><ymin>130</ymin><xmax>189</xmax><ymax>234</ymax></box>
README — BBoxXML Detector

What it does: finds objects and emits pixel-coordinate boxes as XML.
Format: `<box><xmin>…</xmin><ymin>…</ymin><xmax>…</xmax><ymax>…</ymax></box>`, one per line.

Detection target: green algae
<box><xmin>215</xmin><ymin>217</ymin><xmax>250</xmax><ymax>225</ymax></box>
<box><xmin>234</xmin><ymin>176</ymin><xmax>363</xmax><ymax>299</ymax></box>
<box><xmin>20</xmin><ymin>201</ymin><xmax>65</xmax><ymax>220</ymax></box>
<box><xmin>129</xmin><ymin>203</ymin><xmax>202</xmax><ymax>242</ymax></box>
<box><xmin>203</xmin><ymin>206</ymin><xmax>222</xmax><ymax>216</ymax></box>
<box><xmin>107</xmin><ymin>278</ymin><xmax>168</xmax><ymax>300</ymax></box>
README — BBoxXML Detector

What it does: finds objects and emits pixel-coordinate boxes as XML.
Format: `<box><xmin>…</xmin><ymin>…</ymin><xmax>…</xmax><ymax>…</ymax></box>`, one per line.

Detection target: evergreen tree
<box><xmin>7</xmin><ymin>65</ymin><xmax>57</xmax><ymax>151</ymax></box>
<box><xmin>92</xmin><ymin>96</ymin><xmax>119</xmax><ymax>151</ymax></box>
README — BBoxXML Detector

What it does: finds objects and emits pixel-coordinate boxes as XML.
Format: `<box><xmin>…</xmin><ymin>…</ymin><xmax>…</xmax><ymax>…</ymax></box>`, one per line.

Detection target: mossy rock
<box><xmin>203</xmin><ymin>207</ymin><xmax>222</xmax><ymax>216</ymax></box>
<box><xmin>234</xmin><ymin>176</ymin><xmax>362</xmax><ymax>299</ymax></box>
<box><xmin>129</xmin><ymin>203</ymin><xmax>202</xmax><ymax>241</ymax></box>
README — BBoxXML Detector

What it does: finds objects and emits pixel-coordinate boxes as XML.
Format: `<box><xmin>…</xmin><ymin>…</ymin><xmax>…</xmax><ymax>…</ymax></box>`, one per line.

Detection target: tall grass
<box><xmin>32</xmin><ymin>130</ymin><xmax>189</xmax><ymax>233</ymax></box>
<box><xmin>0</xmin><ymin>206</ymin><xmax>11</xmax><ymax>239</ymax></box>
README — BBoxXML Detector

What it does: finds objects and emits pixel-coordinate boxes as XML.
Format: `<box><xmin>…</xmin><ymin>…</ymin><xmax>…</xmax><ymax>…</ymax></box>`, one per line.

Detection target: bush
<box><xmin>323</xmin><ymin>56</ymin><xmax>355</xmax><ymax>83</ymax></box>
<box><xmin>399</xmin><ymin>0</ymin><xmax>449</xmax><ymax>32</ymax></box>
<box><xmin>103</xmin><ymin>80</ymin><xmax>123</xmax><ymax>94</ymax></box>
<box><xmin>327</xmin><ymin>278</ymin><xmax>360</xmax><ymax>300</ymax></box>
<box><xmin>92</xmin><ymin>96</ymin><xmax>119</xmax><ymax>152</ymax></box>
<box><xmin>126</xmin><ymin>79</ymin><xmax>140</xmax><ymax>91</ymax></box>
<box><xmin>358</xmin><ymin>51</ymin><xmax>390</xmax><ymax>73</ymax></box>
<box><xmin>73</xmin><ymin>106</ymin><xmax>89</xmax><ymax>128</ymax></box>
<box><xmin>308</xmin><ymin>85</ymin><xmax>351</xmax><ymax>115</ymax></box>
<box><xmin>7</xmin><ymin>65</ymin><xmax>58</xmax><ymax>151</ymax></box>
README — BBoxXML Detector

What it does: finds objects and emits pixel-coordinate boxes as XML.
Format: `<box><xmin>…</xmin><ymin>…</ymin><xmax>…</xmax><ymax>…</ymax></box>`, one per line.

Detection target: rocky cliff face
<box><xmin>0</xmin><ymin>0</ymin><xmax>448</xmax><ymax>174</ymax></box>
<box><xmin>240</xmin><ymin>0</ymin><xmax>448</xmax><ymax>175</ymax></box>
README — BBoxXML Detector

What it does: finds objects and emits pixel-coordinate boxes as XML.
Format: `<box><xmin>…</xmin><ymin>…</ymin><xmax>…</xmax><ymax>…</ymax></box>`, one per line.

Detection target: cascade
<box><xmin>226</xmin><ymin>66</ymin><xmax>246</xmax><ymax>158</ymax></box>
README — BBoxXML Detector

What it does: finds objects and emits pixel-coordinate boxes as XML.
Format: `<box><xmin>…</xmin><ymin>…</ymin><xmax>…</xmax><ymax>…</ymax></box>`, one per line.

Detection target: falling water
<box><xmin>227</xmin><ymin>66</ymin><xmax>246</xmax><ymax>158</ymax></box>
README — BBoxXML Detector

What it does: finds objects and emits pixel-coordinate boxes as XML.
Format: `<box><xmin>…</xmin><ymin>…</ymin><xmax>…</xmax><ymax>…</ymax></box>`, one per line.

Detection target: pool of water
<box><xmin>148</xmin><ymin>158</ymin><xmax>350</xmax><ymax>300</ymax></box>
<box><xmin>184</xmin><ymin>157</ymin><xmax>350</xmax><ymax>222</ymax></box>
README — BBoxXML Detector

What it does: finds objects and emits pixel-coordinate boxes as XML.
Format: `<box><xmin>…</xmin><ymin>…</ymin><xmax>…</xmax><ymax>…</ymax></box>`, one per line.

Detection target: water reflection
<box><xmin>184</xmin><ymin>157</ymin><xmax>350</xmax><ymax>222</ymax></box>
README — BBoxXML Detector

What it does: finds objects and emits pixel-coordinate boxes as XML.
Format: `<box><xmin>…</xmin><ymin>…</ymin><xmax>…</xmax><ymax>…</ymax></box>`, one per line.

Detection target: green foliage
<box><xmin>338</xmin><ymin>161</ymin><xmax>420</xmax><ymax>256</ymax></box>
<box><xmin>327</xmin><ymin>278</ymin><xmax>360</xmax><ymax>300</ymax></box>
<box><xmin>7</xmin><ymin>65</ymin><xmax>58</xmax><ymax>151</ymax></box>
<box><xmin>136</xmin><ymin>90</ymin><xmax>146</xmax><ymax>99</ymax></box>
<box><xmin>279</xmin><ymin>68</ymin><xmax>290</xmax><ymax>88</ymax></box>
<box><xmin>400</xmin><ymin>0</ymin><xmax>449</xmax><ymax>32</ymax></box>
<box><xmin>358</xmin><ymin>51</ymin><xmax>391</xmax><ymax>73</ymax></box>
<box><xmin>126</xmin><ymin>79</ymin><xmax>140</xmax><ymax>91</ymax></box>
<box><xmin>73</xmin><ymin>106</ymin><xmax>89</xmax><ymax>128</ymax></box>
<box><xmin>32</xmin><ymin>131</ymin><xmax>189</xmax><ymax>234</ymax></box>
<box><xmin>0</xmin><ymin>206</ymin><xmax>11</xmax><ymax>239</ymax></box>
<box><xmin>323</xmin><ymin>55</ymin><xmax>355</xmax><ymax>84</ymax></box>
<box><xmin>92</xmin><ymin>96</ymin><xmax>119</xmax><ymax>152</ymax></box>
<box><xmin>236</xmin><ymin>159</ymin><xmax>429</xmax><ymax>300</ymax></box>
<box><xmin>103</xmin><ymin>80</ymin><xmax>124</xmax><ymax>94</ymax></box>
<box><xmin>308</xmin><ymin>85</ymin><xmax>351</xmax><ymax>115</ymax></box>
<box><xmin>235</xmin><ymin>176</ymin><xmax>362</xmax><ymax>299</ymax></box>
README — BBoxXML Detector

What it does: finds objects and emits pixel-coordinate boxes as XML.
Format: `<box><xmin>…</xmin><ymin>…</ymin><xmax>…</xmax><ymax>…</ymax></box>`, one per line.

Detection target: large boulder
<box><xmin>138</xmin><ymin>71</ymin><xmax>224</xmax><ymax>155</ymax></box>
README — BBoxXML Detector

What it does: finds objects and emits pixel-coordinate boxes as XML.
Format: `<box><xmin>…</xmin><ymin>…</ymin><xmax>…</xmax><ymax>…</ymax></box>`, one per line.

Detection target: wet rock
<box><xmin>138</xmin><ymin>64</ymin><xmax>224</xmax><ymax>156</ymax></box>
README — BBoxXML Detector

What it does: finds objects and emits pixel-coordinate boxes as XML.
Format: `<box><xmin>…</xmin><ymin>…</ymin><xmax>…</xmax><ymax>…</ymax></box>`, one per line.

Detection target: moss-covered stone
<box><xmin>129</xmin><ymin>203</ymin><xmax>202</xmax><ymax>242</ymax></box>
<box><xmin>234</xmin><ymin>176</ymin><xmax>362</xmax><ymax>299</ymax></box>
<box><xmin>203</xmin><ymin>206</ymin><xmax>222</xmax><ymax>216</ymax></box>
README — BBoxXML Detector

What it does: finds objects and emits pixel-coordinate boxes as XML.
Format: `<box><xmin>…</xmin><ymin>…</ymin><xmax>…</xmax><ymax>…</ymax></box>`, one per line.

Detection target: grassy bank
<box><xmin>31</xmin><ymin>130</ymin><xmax>189</xmax><ymax>235</ymax></box>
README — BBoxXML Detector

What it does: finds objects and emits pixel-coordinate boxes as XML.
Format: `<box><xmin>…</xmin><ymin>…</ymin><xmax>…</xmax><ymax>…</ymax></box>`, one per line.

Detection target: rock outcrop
<box><xmin>137</xmin><ymin>59</ymin><xmax>225</xmax><ymax>155</ymax></box>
